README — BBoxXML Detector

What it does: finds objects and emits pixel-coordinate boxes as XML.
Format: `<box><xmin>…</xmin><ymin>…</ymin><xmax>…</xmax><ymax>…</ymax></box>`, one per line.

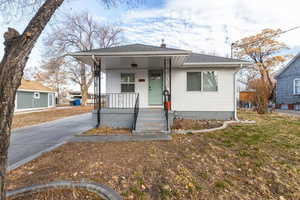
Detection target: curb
<box><xmin>7</xmin><ymin>181</ymin><xmax>122</xmax><ymax>200</ymax></box>
<box><xmin>173</xmin><ymin>120</ymin><xmax>256</xmax><ymax>134</ymax></box>
<box><xmin>69</xmin><ymin>134</ymin><xmax>172</xmax><ymax>142</ymax></box>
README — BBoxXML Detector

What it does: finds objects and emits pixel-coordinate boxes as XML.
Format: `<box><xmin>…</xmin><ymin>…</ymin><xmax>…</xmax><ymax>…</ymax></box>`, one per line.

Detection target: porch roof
<box><xmin>71</xmin><ymin>44</ymin><xmax>190</xmax><ymax>56</ymax></box>
<box><xmin>68</xmin><ymin>43</ymin><xmax>250</xmax><ymax>68</ymax></box>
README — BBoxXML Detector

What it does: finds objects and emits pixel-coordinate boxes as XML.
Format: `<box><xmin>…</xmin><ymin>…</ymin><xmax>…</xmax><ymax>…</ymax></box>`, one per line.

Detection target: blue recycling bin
<box><xmin>73</xmin><ymin>99</ymin><xmax>81</xmax><ymax>106</ymax></box>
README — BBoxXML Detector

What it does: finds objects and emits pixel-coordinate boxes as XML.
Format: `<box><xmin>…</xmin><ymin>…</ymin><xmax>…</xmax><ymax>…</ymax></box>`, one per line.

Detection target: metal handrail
<box><xmin>165</xmin><ymin>107</ymin><xmax>169</xmax><ymax>131</ymax></box>
<box><xmin>163</xmin><ymin>93</ymin><xmax>170</xmax><ymax>132</ymax></box>
<box><xmin>132</xmin><ymin>93</ymin><xmax>140</xmax><ymax>130</ymax></box>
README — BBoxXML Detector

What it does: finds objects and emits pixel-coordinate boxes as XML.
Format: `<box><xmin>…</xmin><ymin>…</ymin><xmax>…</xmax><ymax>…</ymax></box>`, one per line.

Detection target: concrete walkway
<box><xmin>9</xmin><ymin>113</ymin><xmax>94</xmax><ymax>170</ymax></box>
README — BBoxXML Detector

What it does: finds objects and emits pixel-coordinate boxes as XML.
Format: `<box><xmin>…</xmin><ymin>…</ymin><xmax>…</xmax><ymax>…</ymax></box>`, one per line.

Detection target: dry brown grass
<box><xmin>7</xmin><ymin>111</ymin><xmax>300</xmax><ymax>200</ymax></box>
<box><xmin>83</xmin><ymin>126</ymin><xmax>131</xmax><ymax>135</ymax></box>
<box><xmin>12</xmin><ymin>106</ymin><xmax>93</xmax><ymax>129</ymax></box>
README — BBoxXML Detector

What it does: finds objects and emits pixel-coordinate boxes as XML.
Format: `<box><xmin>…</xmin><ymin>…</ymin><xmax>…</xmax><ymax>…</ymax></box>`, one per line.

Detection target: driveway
<box><xmin>8</xmin><ymin>113</ymin><xmax>94</xmax><ymax>169</ymax></box>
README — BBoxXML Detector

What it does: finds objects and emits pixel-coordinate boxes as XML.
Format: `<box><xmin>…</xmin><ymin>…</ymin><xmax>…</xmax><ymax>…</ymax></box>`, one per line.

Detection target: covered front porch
<box><xmin>70</xmin><ymin>44</ymin><xmax>190</xmax><ymax>132</ymax></box>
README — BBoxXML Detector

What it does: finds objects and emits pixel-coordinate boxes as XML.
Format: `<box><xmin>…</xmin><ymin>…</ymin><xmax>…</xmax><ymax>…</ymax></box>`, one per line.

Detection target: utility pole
<box><xmin>231</xmin><ymin>43</ymin><xmax>235</xmax><ymax>58</ymax></box>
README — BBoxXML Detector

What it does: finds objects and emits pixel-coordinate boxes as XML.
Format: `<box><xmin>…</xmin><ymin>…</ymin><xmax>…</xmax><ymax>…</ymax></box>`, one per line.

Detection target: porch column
<box><xmin>94</xmin><ymin>59</ymin><xmax>101</xmax><ymax>127</ymax></box>
<box><xmin>169</xmin><ymin>57</ymin><xmax>172</xmax><ymax>110</ymax></box>
<box><xmin>163</xmin><ymin>58</ymin><xmax>167</xmax><ymax>91</ymax></box>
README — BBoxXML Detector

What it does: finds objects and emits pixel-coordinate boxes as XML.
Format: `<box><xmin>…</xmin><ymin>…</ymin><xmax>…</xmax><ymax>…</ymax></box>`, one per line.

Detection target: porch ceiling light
<box><xmin>131</xmin><ymin>63</ymin><xmax>138</xmax><ymax>68</ymax></box>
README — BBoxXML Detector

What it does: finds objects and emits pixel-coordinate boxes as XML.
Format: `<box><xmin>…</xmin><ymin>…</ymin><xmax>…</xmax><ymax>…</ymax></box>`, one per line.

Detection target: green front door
<box><xmin>148</xmin><ymin>70</ymin><xmax>163</xmax><ymax>105</ymax></box>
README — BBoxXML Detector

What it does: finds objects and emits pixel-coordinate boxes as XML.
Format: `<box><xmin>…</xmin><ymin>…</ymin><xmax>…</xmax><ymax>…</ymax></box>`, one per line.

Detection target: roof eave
<box><xmin>18</xmin><ymin>88</ymin><xmax>54</xmax><ymax>93</ymax></box>
<box><xmin>68</xmin><ymin>50</ymin><xmax>191</xmax><ymax>57</ymax></box>
<box><xmin>183</xmin><ymin>62</ymin><xmax>251</xmax><ymax>66</ymax></box>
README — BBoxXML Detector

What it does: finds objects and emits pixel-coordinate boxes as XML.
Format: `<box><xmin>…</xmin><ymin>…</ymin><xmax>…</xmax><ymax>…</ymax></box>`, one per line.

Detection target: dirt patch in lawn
<box><xmin>83</xmin><ymin>126</ymin><xmax>131</xmax><ymax>135</ymax></box>
<box><xmin>12</xmin><ymin>106</ymin><xmax>93</xmax><ymax>129</ymax></box>
<box><xmin>8</xmin><ymin>188</ymin><xmax>103</xmax><ymax>200</ymax></box>
<box><xmin>7</xmin><ymin>111</ymin><xmax>300</xmax><ymax>200</ymax></box>
<box><xmin>172</xmin><ymin>118</ymin><xmax>223</xmax><ymax>130</ymax></box>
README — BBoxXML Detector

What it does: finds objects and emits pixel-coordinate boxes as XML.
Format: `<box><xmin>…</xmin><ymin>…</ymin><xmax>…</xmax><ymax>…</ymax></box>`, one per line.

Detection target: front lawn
<box><xmin>12</xmin><ymin>106</ymin><xmax>93</xmax><ymax>129</ymax></box>
<box><xmin>7</xmin><ymin>111</ymin><xmax>300</xmax><ymax>199</ymax></box>
<box><xmin>83</xmin><ymin>126</ymin><xmax>131</xmax><ymax>135</ymax></box>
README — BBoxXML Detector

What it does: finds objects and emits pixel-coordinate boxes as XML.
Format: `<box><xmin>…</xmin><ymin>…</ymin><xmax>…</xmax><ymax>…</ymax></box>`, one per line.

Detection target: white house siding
<box><xmin>171</xmin><ymin>67</ymin><xmax>237</xmax><ymax>112</ymax></box>
<box><xmin>106</xmin><ymin>69</ymin><xmax>150</xmax><ymax>107</ymax></box>
<box><xmin>106</xmin><ymin>67</ymin><xmax>238</xmax><ymax>115</ymax></box>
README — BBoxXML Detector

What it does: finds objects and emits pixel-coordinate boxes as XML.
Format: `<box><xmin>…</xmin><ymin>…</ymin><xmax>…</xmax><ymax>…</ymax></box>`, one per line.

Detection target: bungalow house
<box><xmin>275</xmin><ymin>53</ymin><xmax>300</xmax><ymax>110</ymax></box>
<box><xmin>15</xmin><ymin>79</ymin><xmax>56</xmax><ymax>112</ymax></box>
<box><xmin>70</xmin><ymin>43</ymin><xmax>249</xmax><ymax>133</ymax></box>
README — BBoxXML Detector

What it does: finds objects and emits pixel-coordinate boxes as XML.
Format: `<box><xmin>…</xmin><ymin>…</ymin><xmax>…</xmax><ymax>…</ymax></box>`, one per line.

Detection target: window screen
<box><xmin>187</xmin><ymin>72</ymin><xmax>201</xmax><ymax>91</ymax></box>
<box><xmin>203</xmin><ymin>71</ymin><xmax>218</xmax><ymax>91</ymax></box>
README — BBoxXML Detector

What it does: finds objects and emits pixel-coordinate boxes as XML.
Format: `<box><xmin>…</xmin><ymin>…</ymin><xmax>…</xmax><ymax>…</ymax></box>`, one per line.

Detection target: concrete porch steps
<box><xmin>134</xmin><ymin>108</ymin><xmax>168</xmax><ymax>133</ymax></box>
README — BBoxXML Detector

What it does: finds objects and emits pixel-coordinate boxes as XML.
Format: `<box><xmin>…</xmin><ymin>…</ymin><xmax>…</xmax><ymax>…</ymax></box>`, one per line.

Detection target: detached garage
<box><xmin>15</xmin><ymin>79</ymin><xmax>56</xmax><ymax>112</ymax></box>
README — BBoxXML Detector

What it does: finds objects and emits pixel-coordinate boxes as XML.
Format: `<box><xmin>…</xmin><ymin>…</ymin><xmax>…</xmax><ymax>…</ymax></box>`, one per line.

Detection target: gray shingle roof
<box><xmin>74</xmin><ymin>43</ymin><xmax>247</xmax><ymax>64</ymax></box>
<box><xmin>80</xmin><ymin>44</ymin><xmax>189</xmax><ymax>53</ymax></box>
<box><xmin>186</xmin><ymin>53</ymin><xmax>246</xmax><ymax>63</ymax></box>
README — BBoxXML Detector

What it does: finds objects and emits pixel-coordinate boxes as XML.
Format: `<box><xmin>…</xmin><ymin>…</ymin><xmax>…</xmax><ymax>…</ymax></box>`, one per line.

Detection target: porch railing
<box><xmin>93</xmin><ymin>93</ymin><xmax>140</xmax><ymax>130</ymax></box>
<box><xmin>132</xmin><ymin>94</ymin><xmax>140</xmax><ymax>130</ymax></box>
<box><xmin>100</xmin><ymin>93</ymin><xmax>139</xmax><ymax>109</ymax></box>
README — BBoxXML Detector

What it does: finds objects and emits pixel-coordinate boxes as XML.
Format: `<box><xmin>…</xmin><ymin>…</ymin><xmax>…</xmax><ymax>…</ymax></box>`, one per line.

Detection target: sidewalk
<box><xmin>275</xmin><ymin>109</ymin><xmax>300</xmax><ymax>117</ymax></box>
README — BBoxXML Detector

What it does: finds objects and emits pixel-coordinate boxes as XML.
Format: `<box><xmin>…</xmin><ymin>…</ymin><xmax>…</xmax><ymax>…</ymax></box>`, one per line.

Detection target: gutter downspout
<box><xmin>234</xmin><ymin>64</ymin><xmax>242</xmax><ymax>121</ymax></box>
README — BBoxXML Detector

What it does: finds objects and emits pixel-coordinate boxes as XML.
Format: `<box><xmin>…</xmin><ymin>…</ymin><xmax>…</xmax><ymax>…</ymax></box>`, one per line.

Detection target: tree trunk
<box><xmin>0</xmin><ymin>0</ymin><xmax>64</xmax><ymax>199</ymax></box>
<box><xmin>79</xmin><ymin>63</ymin><xmax>88</xmax><ymax>106</ymax></box>
<box><xmin>81</xmin><ymin>85</ymin><xmax>89</xmax><ymax>106</ymax></box>
<box><xmin>254</xmin><ymin>78</ymin><xmax>269</xmax><ymax>114</ymax></box>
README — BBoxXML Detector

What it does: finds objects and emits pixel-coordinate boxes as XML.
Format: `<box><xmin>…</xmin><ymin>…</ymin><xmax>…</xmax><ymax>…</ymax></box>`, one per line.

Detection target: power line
<box><xmin>232</xmin><ymin>25</ymin><xmax>300</xmax><ymax>48</ymax></box>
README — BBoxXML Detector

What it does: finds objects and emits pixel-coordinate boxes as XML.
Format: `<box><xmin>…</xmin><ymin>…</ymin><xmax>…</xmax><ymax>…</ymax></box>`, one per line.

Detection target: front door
<box><xmin>148</xmin><ymin>70</ymin><xmax>163</xmax><ymax>105</ymax></box>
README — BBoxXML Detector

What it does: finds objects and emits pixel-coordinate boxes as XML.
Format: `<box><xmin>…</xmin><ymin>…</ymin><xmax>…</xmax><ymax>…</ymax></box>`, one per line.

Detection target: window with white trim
<box><xmin>187</xmin><ymin>72</ymin><xmax>201</xmax><ymax>91</ymax></box>
<box><xmin>294</xmin><ymin>79</ymin><xmax>300</xmax><ymax>94</ymax></box>
<box><xmin>203</xmin><ymin>71</ymin><xmax>218</xmax><ymax>91</ymax></box>
<box><xmin>33</xmin><ymin>92</ymin><xmax>40</xmax><ymax>99</ymax></box>
<box><xmin>187</xmin><ymin>71</ymin><xmax>218</xmax><ymax>92</ymax></box>
<box><xmin>121</xmin><ymin>73</ymin><xmax>135</xmax><ymax>92</ymax></box>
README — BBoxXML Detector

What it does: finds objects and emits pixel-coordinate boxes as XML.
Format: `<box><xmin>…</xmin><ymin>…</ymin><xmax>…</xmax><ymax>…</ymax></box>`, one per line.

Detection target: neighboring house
<box><xmin>15</xmin><ymin>79</ymin><xmax>56</xmax><ymax>112</ymax></box>
<box><xmin>275</xmin><ymin>53</ymin><xmax>300</xmax><ymax>110</ymax></box>
<box><xmin>70</xmin><ymin>43</ymin><xmax>249</xmax><ymax>132</ymax></box>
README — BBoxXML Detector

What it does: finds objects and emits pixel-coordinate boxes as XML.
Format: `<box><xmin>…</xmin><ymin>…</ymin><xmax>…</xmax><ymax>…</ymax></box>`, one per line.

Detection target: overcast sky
<box><xmin>0</xmin><ymin>0</ymin><xmax>299</xmax><ymax>74</ymax></box>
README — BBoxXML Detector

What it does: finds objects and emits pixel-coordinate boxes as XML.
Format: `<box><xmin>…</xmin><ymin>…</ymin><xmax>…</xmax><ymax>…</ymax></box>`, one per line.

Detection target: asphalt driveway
<box><xmin>8</xmin><ymin>113</ymin><xmax>94</xmax><ymax>170</ymax></box>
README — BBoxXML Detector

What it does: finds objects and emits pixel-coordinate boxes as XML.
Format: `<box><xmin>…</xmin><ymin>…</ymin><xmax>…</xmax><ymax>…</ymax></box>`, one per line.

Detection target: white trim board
<box><xmin>18</xmin><ymin>89</ymin><xmax>54</xmax><ymax>93</ymax></box>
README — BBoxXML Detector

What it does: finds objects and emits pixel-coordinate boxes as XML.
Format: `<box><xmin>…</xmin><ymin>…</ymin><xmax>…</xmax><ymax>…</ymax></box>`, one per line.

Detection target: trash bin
<box><xmin>73</xmin><ymin>99</ymin><xmax>81</xmax><ymax>106</ymax></box>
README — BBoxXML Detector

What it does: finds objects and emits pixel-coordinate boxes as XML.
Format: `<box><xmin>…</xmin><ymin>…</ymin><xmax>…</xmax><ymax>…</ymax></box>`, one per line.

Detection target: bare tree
<box><xmin>44</xmin><ymin>12</ymin><xmax>122</xmax><ymax>105</ymax></box>
<box><xmin>23</xmin><ymin>66</ymin><xmax>39</xmax><ymax>80</ymax></box>
<box><xmin>0</xmin><ymin>1</ymin><xmax>137</xmax><ymax>199</ymax></box>
<box><xmin>35</xmin><ymin>57</ymin><xmax>68</xmax><ymax>104</ymax></box>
